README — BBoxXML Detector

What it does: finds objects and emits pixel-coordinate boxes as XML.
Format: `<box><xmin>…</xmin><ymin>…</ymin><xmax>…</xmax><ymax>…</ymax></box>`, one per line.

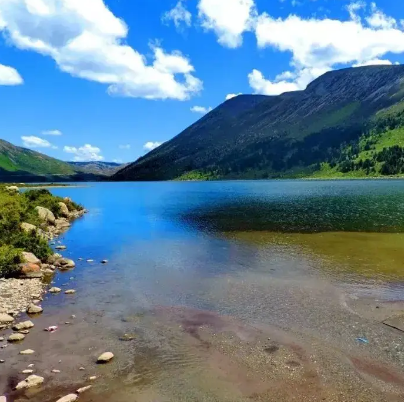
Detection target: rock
<box><xmin>15</xmin><ymin>375</ymin><xmax>44</xmax><ymax>390</ymax></box>
<box><xmin>55</xmin><ymin>245</ymin><xmax>67</xmax><ymax>250</ymax></box>
<box><xmin>56</xmin><ymin>218</ymin><xmax>71</xmax><ymax>228</ymax></box>
<box><xmin>19</xmin><ymin>330</ymin><xmax>30</xmax><ymax>334</ymax></box>
<box><xmin>55</xmin><ymin>258</ymin><xmax>76</xmax><ymax>269</ymax></box>
<box><xmin>21</xmin><ymin>222</ymin><xmax>37</xmax><ymax>233</ymax></box>
<box><xmin>27</xmin><ymin>304</ymin><xmax>43</xmax><ymax>314</ymax></box>
<box><xmin>64</xmin><ymin>197</ymin><xmax>72</xmax><ymax>204</ymax></box>
<box><xmin>101</xmin><ymin>259</ymin><xmax>108</xmax><ymax>264</ymax></box>
<box><xmin>87</xmin><ymin>259</ymin><xmax>94</xmax><ymax>262</ymax></box>
<box><xmin>0</xmin><ymin>337</ymin><xmax>3</xmax><ymax>341</ymax></box>
<box><xmin>8</xmin><ymin>333</ymin><xmax>25</xmax><ymax>342</ymax></box>
<box><xmin>0</xmin><ymin>396</ymin><xmax>6</xmax><ymax>402</ymax></box>
<box><xmin>28</xmin><ymin>364</ymin><xmax>35</xmax><ymax>367</ymax></box>
<box><xmin>77</xmin><ymin>385</ymin><xmax>92</xmax><ymax>394</ymax></box>
<box><xmin>19</xmin><ymin>263</ymin><xmax>42</xmax><ymax>279</ymax></box>
<box><xmin>97</xmin><ymin>352</ymin><xmax>114</xmax><ymax>363</ymax></box>
<box><xmin>13</xmin><ymin>321</ymin><xmax>34</xmax><ymax>331</ymax></box>
<box><xmin>48</xmin><ymin>253</ymin><xmax>62</xmax><ymax>264</ymax></box>
<box><xmin>35</xmin><ymin>206</ymin><xmax>56</xmax><ymax>225</ymax></box>
<box><xmin>58</xmin><ymin>202</ymin><xmax>70</xmax><ymax>217</ymax></box>
<box><xmin>20</xmin><ymin>349</ymin><xmax>35</xmax><ymax>355</ymax></box>
<box><xmin>0</xmin><ymin>313</ymin><xmax>14</xmax><ymax>324</ymax></box>
<box><xmin>89</xmin><ymin>376</ymin><xmax>97</xmax><ymax>381</ymax></box>
<box><xmin>5</xmin><ymin>185</ymin><xmax>19</xmax><ymax>193</ymax></box>
<box><xmin>65</xmin><ymin>289</ymin><xmax>76</xmax><ymax>295</ymax></box>
<box><xmin>21</xmin><ymin>252</ymin><xmax>41</xmax><ymax>265</ymax></box>
<box><xmin>51</xmin><ymin>369</ymin><xmax>61</xmax><ymax>373</ymax></box>
<box><xmin>0</xmin><ymin>360</ymin><xmax>4</xmax><ymax>363</ymax></box>
<box><xmin>21</xmin><ymin>369</ymin><xmax>34</xmax><ymax>374</ymax></box>
<box><xmin>79</xmin><ymin>366</ymin><xmax>85</xmax><ymax>370</ymax></box>
<box><xmin>49</xmin><ymin>287</ymin><xmax>62</xmax><ymax>293</ymax></box>
<box><xmin>56</xmin><ymin>394</ymin><xmax>78</xmax><ymax>402</ymax></box>
<box><xmin>119</xmin><ymin>334</ymin><xmax>135</xmax><ymax>341</ymax></box>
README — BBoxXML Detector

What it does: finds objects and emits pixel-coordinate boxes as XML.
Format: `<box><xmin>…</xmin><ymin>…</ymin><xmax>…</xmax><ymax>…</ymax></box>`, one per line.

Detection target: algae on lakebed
<box><xmin>226</xmin><ymin>231</ymin><xmax>404</xmax><ymax>280</ymax></box>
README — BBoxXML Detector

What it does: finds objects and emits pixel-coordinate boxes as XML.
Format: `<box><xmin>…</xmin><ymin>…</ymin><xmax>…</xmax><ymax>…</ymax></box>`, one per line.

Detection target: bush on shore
<box><xmin>0</xmin><ymin>187</ymin><xmax>82</xmax><ymax>277</ymax></box>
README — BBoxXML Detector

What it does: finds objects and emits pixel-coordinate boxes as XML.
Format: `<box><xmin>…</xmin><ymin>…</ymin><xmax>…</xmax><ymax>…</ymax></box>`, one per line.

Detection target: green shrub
<box><xmin>0</xmin><ymin>245</ymin><xmax>23</xmax><ymax>278</ymax></box>
<box><xmin>11</xmin><ymin>231</ymin><xmax>52</xmax><ymax>261</ymax></box>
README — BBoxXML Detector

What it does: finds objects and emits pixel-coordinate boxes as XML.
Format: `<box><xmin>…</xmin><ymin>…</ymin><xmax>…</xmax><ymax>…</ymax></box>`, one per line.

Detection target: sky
<box><xmin>0</xmin><ymin>0</ymin><xmax>404</xmax><ymax>163</ymax></box>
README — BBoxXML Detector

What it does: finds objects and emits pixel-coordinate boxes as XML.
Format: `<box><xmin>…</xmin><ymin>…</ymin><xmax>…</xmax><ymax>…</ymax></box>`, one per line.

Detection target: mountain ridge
<box><xmin>112</xmin><ymin>65</ymin><xmax>404</xmax><ymax>181</ymax></box>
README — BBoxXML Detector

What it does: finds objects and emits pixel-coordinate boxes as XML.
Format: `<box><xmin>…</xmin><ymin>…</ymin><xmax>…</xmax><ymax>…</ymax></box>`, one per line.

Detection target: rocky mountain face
<box><xmin>112</xmin><ymin>65</ymin><xmax>404</xmax><ymax>181</ymax></box>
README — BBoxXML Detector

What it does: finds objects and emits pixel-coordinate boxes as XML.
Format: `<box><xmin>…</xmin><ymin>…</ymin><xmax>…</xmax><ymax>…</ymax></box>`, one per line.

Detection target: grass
<box><xmin>0</xmin><ymin>187</ymin><xmax>83</xmax><ymax>277</ymax></box>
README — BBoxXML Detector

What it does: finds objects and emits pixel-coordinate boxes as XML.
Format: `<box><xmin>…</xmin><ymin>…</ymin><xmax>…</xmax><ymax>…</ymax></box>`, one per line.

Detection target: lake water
<box><xmin>4</xmin><ymin>180</ymin><xmax>404</xmax><ymax>401</ymax></box>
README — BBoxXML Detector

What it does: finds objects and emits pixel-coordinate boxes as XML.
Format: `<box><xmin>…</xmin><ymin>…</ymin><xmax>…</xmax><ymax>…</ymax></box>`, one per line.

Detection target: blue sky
<box><xmin>0</xmin><ymin>0</ymin><xmax>404</xmax><ymax>163</ymax></box>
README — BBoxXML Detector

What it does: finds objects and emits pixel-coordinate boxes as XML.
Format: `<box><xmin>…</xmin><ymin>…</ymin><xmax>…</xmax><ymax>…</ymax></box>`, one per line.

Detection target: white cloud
<box><xmin>190</xmin><ymin>105</ymin><xmax>213</xmax><ymax>114</ymax></box>
<box><xmin>225</xmin><ymin>93</ymin><xmax>242</xmax><ymax>100</ymax></box>
<box><xmin>353</xmin><ymin>58</ymin><xmax>392</xmax><ymax>67</ymax></box>
<box><xmin>250</xmin><ymin>4</ymin><xmax>404</xmax><ymax>94</ymax></box>
<box><xmin>119</xmin><ymin>144</ymin><xmax>131</xmax><ymax>149</ymax></box>
<box><xmin>143</xmin><ymin>141</ymin><xmax>163</xmax><ymax>151</ymax></box>
<box><xmin>42</xmin><ymin>129</ymin><xmax>62</xmax><ymax>136</ymax></box>
<box><xmin>162</xmin><ymin>1</ymin><xmax>192</xmax><ymax>31</ymax></box>
<box><xmin>64</xmin><ymin>144</ymin><xmax>104</xmax><ymax>161</ymax></box>
<box><xmin>0</xmin><ymin>63</ymin><xmax>23</xmax><ymax>85</ymax></box>
<box><xmin>198</xmin><ymin>0</ymin><xmax>257</xmax><ymax>48</ymax></box>
<box><xmin>0</xmin><ymin>0</ymin><xmax>202</xmax><ymax>100</ymax></box>
<box><xmin>22</xmin><ymin>135</ymin><xmax>56</xmax><ymax>149</ymax></box>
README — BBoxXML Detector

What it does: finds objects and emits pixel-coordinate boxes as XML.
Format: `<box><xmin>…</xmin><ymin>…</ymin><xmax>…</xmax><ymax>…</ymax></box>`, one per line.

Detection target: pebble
<box><xmin>0</xmin><ymin>396</ymin><xmax>6</xmax><ymax>402</ymax></box>
<box><xmin>18</xmin><ymin>330</ymin><xmax>30</xmax><ymax>334</ymax></box>
<box><xmin>89</xmin><ymin>376</ymin><xmax>97</xmax><ymax>381</ymax></box>
<box><xmin>28</xmin><ymin>364</ymin><xmax>35</xmax><ymax>367</ymax></box>
<box><xmin>21</xmin><ymin>369</ymin><xmax>34</xmax><ymax>374</ymax></box>
<box><xmin>86</xmin><ymin>259</ymin><xmax>94</xmax><ymax>262</ymax></box>
<box><xmin>27</xmin><ymin>304</ymin><xmax>43</xmax><ymax>314</ymax></box>
<box><xmin>97</xmin><ymin>352</ymin><xmax>114</xmax><ymax>363</ymax></box>
<box><xmin>20</xmin><ymin>349</ymin><xmax>35</xmax><ymax>355</ymax></box>
<box><xmin>79</xmin><ymin>366</ymin><xmax>85</xmax><ymax>370</ymax></box>
<box><xmin>71</xmin><ymin>315</ymin><xmax>76</xmax><ymax>319</ymax></box>
<box><xmin>49</xmin><ymin>287</ymin><xmax>62</xmax><ymax>293</ymax></box>
<box><xmin>56</xmin><ymin>394</ymin><xmax>78</xmax><ymax>402</ymax></box>
<box><xmin>15</xmin><ymin>375</ymin><xmax>44</xmax><ymax>390</ymax></box>
<box><xmin>65</xmin><ymin>289</ymin><xmax>76</xmax><ymax>295</ymax></box>
<box><xmin>8</xmin><ymin>333</ymin><xmax>25</xmax><ymax>342</ymax></box>
<box><xmin>101</xmin><ymin>259</ymin><xmax>108</xmax><ymax>264</ymax></box>
<box><xmin>77</xmin><ymin>385</ymin><xmax>92</xmax><ymax>394</ymax></box>
<box><xmin>52</xmin><ymin>369</ymin><xmax>61</xmax><ymax>373</ymax></box>
<box><xmin>0</xmin><ymin>360</ymin><xmax>4</xmax><ymax>363</ymax></box>
<box><xmin>0</xmin><ymin>337</ymin><xmax>3</xmax><ymax>341</ymax></box>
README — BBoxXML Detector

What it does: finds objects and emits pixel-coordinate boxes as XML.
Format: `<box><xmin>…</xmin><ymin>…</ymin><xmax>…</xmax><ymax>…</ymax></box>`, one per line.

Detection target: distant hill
<box><xmin>0</xmin><ymin>139</ymin><xmax>122</xmax><ymax>182</ymax></box>
<box><xmin>112</xmin><ymin>65</ymin><xmax>404</xmax><ymax>181</ymax></box>
<box><xmin>68</xmin><ymin>161</ymin><xmax>125</xmax><ymax>176</ymax></box>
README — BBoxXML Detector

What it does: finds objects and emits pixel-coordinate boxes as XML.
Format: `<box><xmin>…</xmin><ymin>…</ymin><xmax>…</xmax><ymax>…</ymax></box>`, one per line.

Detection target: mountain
<box><xmin>112</xmin><ymin>65</ymin><xmax>404</xmax><ymax>181</ymax></box>
<box><xmin>68</xmin><ymin>161</ymin><xmax>125</xmax><ymax>176</ymax></box>
<box><xmin>0</xmin><ymin>140</ymin><xmax>123</xmax><ymax>182</ymax></box>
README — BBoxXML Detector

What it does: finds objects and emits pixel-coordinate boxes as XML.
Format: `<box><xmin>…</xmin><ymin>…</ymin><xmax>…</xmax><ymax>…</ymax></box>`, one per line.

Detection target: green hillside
<box><xmin>0</xmin><ymin>139</ymin><xmax>121</xmax><ymax>182</ymax></box>
<box><xmin>112</xmin><ymin>65</ymin><xmax>404</xmax><ymax>181</ymax></box>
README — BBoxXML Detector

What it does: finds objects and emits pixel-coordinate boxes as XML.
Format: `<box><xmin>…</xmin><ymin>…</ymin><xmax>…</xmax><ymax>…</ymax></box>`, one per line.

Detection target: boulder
<box><xmin>8</xmin><ymin>333</ymin><xmax>25</xmax><ymax>342</ymax></box>
<box><xmin>20</xmin><ymin>349</ymin><xmax>35</xmax><ymax>355</ymax></box>
<box><xmin>55</xmin><ymin>258</ymin><xmax>75</xmax><ymax>270</ymax></box>
<box><xmin>20</xmin><ymin>222</ymin><xmax>37</xmax><ymax>233</ymax></box>
<box><xmin>58</xmin><ymin>202</ymin><xmax>70</xmax><ymax>217</ymax></box>
<box><xmin>27</xmin><ymin>304</ymin><xmax>43</xmax><ymax>314</ymax></box>
<box><xmin>56</xmin><ymin>394</ymin><xmax>78</xmax><ymax>402</ymax></box>
<box><xmin>5</xmin><ymin>186</ymin><xmax>19</xmax><ymax>193</ymax></box>
<box><xmin>55</xmin><ymin>244</ymin><xmax>67</xmax><ymax>250</ymax></box>
<box><xmin>49</xmin><ymin>287</ymin><xmax>62</xmax><ymax>293</ymax></box>
<box><xmin>63</xmin><ymin>197</ymin><xmax>72</xmax><ymax>203</ymax></box>
<box><xmin>15</xmin><ymin>375</ymin><xmax>44</xmax><ymax>390</ymax></box>
<box><xmin>21</xmin><ymin>252</ymin><xmax>41</xmax><ymax>265</ymax></box>
<box><xmin>0</xmin><ymin>313</ymin><xmax>14</xmax><ymax>324</ymax></box>
<box><xmin>55</xmin><ymin>219</ymin><xmax>70</xmax><ymax>229</ymax></box>
<box><xmin>97</xmin><ymin>352</ymin><xmax>114</xmax><ymax>363</ymax></box>
<box><xmin>35</xmin><ymin>206</ymin><xmax>56</xmax><ymax>225</ymax></box>
<box><xmin>47</xmin><ymin>253</ymin><xmax>62</xmax><ymax>264</ymax></box>
<box><xmin>13</xmin><ymin>321</ymin><xmax>34</xmax><ymax>331</ymax></box>
<box><xmin>19</xmin><ymin>263</ymin><xmax>42</xmax><ymax>279</ymax></box>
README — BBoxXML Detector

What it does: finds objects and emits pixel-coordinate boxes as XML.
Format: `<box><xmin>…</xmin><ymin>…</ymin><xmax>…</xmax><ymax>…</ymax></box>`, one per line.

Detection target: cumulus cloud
<box><xmin>64</xmin><ymin>144</ymin><xmax>104</xmax><ymax>161</ymax></box>
<box><xmin>143</xmin><ymin>141</ymin><xmax>163</xmax><ymax>151</ymax></box>
<box><xmin>0</xmin><ymin>63</ymin><xmax>23</xmax><ymax>85</ymax></box>
<box><xmin>198</xmin><ymin>0</ymin><xmax>257</xmax><ymax>48</ymax></box>
<box><xmin>190</xmin><ymin>105</ymin><xmax>213</xmax><ymax>114</ymax></box>
<box><xmin>0</xmin><ymin>0</ymin><xmax>202</xmax><ymax>100</ymax></box>
<box><xmin>22</xmin><ymin>136</ymin><xmax>56</xmax><ymax>149</ymax></box>
<box><xmin>225</xmin><ymin>93</ymin><xmax>242</xmax><ymax>100</ymax></box>
<box><xmin>119</xmin><ymin>144</ymin><xmax>131</xmax><ymax>149</ymax></box>
<box><xmin>42</xmin><ymin>129</ymin><xmax>62</xmax><ymax>136</ymax></box>
<box><xmin>247</xmin><ymin>2</ymin><xmax>404</xmax><ymax>95</ymax></box>
<box><xmin>353</xmin><ymin>58</ymin><xmax>392</xmax><ymax>67</ymax></box>
<box><xmin>162</xmin><ymin>1</ymin><xmax>192</xmax><ymax>31</ymax></box>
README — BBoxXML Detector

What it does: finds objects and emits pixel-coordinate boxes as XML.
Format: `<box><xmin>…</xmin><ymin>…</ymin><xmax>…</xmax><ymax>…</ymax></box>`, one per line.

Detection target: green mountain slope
<box><xmin>112</xmin><ymin>65</ymin><xmax>404</xmax><ymax>181</ymax></box>
<box><xmin>0</xmin><ymin>140</ymin><xmax>119</xmax><ymax>182</ymax></box>
<box><xmin>68</xmin><ymin>161</ymin><xmax>125</xmax><ymax>176</ymax></box>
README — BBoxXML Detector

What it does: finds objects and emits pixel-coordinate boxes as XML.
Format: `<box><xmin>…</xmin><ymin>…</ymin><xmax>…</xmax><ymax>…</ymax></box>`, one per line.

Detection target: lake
<box><xmin>3</xmin><ymin>180</ymin><xmax>404</xmax><ymax>401</ymax></box>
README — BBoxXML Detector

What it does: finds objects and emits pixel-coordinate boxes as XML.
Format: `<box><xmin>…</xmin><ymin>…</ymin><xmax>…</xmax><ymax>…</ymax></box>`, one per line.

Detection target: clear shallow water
<box><xmin>5</xmin><ymin>180</ymin><xmax>404</xmax><ymax>401</ymax></box>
